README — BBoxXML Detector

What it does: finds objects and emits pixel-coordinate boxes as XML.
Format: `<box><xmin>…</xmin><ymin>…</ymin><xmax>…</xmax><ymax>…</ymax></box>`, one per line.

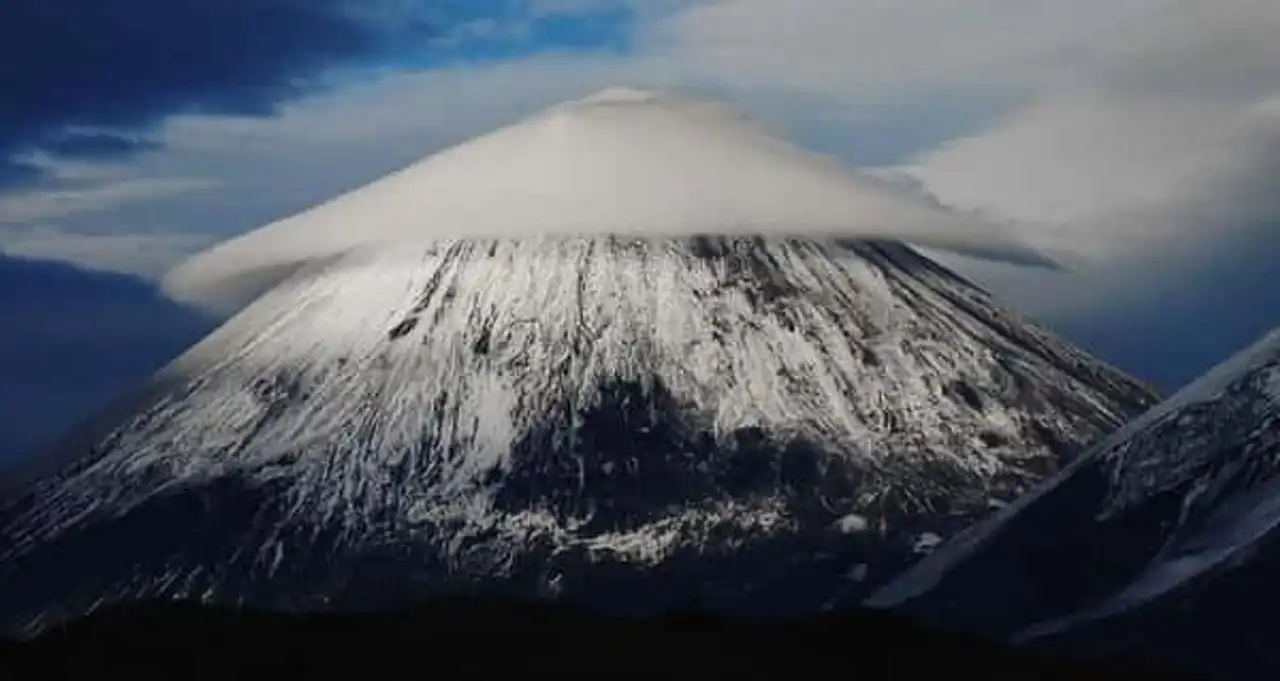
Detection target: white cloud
<box><xmin>644</xmin><ymin>0</ymin><xmax>1170</xmax><ymax>100</ymax></box>
<box><xmin>895</xmin><ymin>0</ymin><xmax>1280</xmax><ymax>316</ymax></box>
<box><xmin>161</xmin><ymin>88</ymin><xmax>1051</xmax><ymax>312</ymax></box>
<box><xmin>0</xmin><ymin>225</ymin><xmax>216</xmax><ymax>279</ymax></box>
<box><xmin>0</xmin><ymin>177</ymin><xmax>218</xmax><ymax>224</ymax></box>
<box><xmin>3</xmin><ymin>0</ymin><xmax>1277</xmax><ymax>332</ymax></box>
<box><xmin>906</xmin><ymin>95</ymin><xmax>1259</xmax><ymax>256</ymax></box>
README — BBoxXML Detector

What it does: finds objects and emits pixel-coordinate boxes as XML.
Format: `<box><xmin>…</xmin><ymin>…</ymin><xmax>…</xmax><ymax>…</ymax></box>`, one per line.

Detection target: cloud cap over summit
<box><xmin>162</xmin><ymin>88</ymin><xmax>1051</xmax><ymax>313</ymax></box>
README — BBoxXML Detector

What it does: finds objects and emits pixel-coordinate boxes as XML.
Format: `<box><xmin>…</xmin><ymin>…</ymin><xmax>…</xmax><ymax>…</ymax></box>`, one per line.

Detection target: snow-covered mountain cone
<box><xmin>868</xmin><ymin>329</ymin><xmax>1280</xmax><ymax>680</ymax></box>
<box><xmin>0</xmin><ymin>88</ymin><xmax>1156</xmax><ymax>637</ymax></box>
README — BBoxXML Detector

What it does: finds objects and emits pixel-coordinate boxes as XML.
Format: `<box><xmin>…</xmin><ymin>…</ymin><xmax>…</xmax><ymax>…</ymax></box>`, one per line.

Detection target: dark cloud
<box><xmin>0</xmin><ymin>160</ymin><xmax>44</xmax><ymax>189</ymax></box>
<box><xmin>40</xmin><ymin>132</ymin><xmax>163</xmax><ymax>159</ymax></box>
<box><xmin>1052</xmin><ymin>232</ymin><xmax>1280</xmax><ymax>392</ymax></box>
<box><xmin>0</xmin><ymin>0</ymin><xmax>437</xmax><ymax>178</ymax></box>
<box><xmin>0</xmin><ymin>254</ymin><xmax>215</xmax><ymax>465</ymax></box>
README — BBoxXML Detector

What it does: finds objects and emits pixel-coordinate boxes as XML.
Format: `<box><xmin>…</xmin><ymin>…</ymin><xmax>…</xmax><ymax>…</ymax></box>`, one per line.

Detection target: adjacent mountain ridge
<box><xmin>870</xmin><ymin>329</ymin><xmax>1280</xmax><ymax>679</ymax></box>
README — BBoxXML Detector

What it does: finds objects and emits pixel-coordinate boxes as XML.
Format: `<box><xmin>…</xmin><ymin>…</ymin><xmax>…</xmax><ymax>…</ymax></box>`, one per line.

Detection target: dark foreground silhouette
<box><xmin>0</xmin><ymin>600</ymin><xmax>1201</xmax><ymax>680</ymax></box>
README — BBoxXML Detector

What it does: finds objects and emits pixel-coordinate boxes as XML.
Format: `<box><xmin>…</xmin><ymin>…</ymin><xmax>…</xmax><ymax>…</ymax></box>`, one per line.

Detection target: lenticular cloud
<box><xmin>163</xmin><ymin>87</ymin><xmax>1048</xmax><ymax>312</ymax></box>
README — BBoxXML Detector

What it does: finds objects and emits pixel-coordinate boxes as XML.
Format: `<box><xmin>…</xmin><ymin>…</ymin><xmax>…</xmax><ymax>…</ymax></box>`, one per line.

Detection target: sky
<box><xmin>1</xmin><ymin>0</ymin><xmax>1278</xmax><ymax>463</ymax></box>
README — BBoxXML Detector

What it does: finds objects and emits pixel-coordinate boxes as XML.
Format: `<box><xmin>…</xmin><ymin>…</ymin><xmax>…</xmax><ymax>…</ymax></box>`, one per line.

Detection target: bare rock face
<box><xmin>0</xmin><ymin>235</ymin><xmax>1156</xmax><ymax>634</ymax></box>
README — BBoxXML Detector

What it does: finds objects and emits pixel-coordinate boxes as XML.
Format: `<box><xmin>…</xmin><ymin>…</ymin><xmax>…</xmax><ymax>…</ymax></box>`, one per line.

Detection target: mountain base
<box><xmin>1</xmin><ymin>600</ymin><xmax>1200</xmax><ymax>680</ymax></box>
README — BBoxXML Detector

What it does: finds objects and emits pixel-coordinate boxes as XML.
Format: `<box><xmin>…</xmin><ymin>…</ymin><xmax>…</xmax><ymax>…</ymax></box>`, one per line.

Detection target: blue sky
<box><xmin>1</xmin><ymin>0</ymin><xmax>1278</xmax><ymax>463</ymax></box>
<box><xmin>406</xmin><ymin>2</ymin><xmax>638</xmax><ymax>66</ymax></box>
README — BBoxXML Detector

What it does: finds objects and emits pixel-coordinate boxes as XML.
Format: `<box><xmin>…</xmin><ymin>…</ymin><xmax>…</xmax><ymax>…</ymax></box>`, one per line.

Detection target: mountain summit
<box><xmin>0</xmin><ymin>89</ymin><xmax>1155</xmax><ymax>635</ymax></box>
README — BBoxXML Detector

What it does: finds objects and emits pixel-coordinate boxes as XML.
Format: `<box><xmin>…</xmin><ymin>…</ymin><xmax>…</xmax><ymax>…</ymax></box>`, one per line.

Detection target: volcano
<box><xmin>0</xmin><ymin>88</ymin><xmax>1156</xmax><ymax>636</ymax></box>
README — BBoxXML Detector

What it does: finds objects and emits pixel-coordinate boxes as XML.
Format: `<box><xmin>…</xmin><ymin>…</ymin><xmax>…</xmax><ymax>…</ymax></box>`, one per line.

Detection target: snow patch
<box><xmin>1265</xmin><ymin>363</ymin><xmax>1280</xmax><ymax>404</ymax></box>
<box><xmin>913</xmin><ymin>532</ymin><xmax>943</xmax><ymax>555</ymax></box>
<box><xmin>836</xmin><ymin>513</ymin><xmax>870</xmax><ymax>533</ymax></box>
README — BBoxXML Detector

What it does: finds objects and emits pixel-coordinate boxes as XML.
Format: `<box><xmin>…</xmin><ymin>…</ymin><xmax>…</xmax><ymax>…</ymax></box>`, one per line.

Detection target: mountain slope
<box><xmin>0</xmin><ymin>599</ymin><xmax>1202</xmax><ymax>681</ymax></box>
<box><xmin>869</xmin><ymin>329</ymin><xmax>1280</xmax><ymax>678</ymax></box>
<box><xmin>0</xmin><ymin>235</ymin><xmax>1155</xmax><ymax>635</ymax></box>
